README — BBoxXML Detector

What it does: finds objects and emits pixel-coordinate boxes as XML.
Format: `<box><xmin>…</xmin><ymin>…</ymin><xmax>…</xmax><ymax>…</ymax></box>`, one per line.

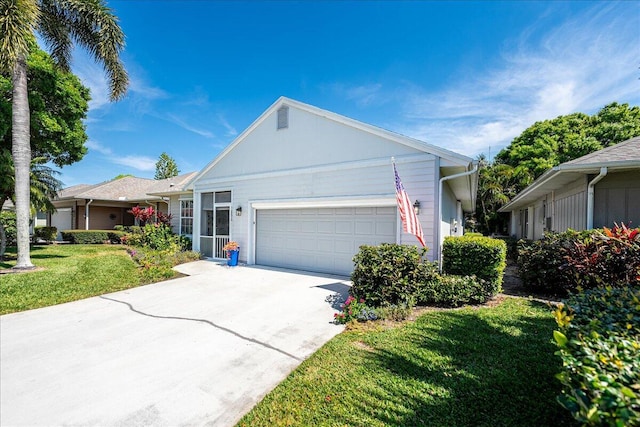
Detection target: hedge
<box><xmin>61</xmin><ymin>230</ymin><xmax>125</xmax><ymax>244</ymax></box>
<box><xmin>442</xmin><ymin>235</ymin><xmax>506</xmax><ymax>298</ymax></box>
<box><xmin>518</xmin><ymin>226</ymin><xmax>640</xmax><ymax>295</ymax></box>
<box><xmin>33</xmin><ymin>226</ymin><xmax>57</xmax><ymax>242</ymax></box>
<box><xmin>554</xmin><ymin>286</ymin><xmax>640</xmax><ymax>426</ymax></box>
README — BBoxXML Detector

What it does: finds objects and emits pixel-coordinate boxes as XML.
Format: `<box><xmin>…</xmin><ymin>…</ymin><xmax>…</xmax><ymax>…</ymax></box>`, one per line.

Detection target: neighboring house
<box><xmin>499</xmin><ymin>137</ymin><xmax>640</xmax><ymax>240</ymax></box>
<box><xmin>183</xmin><ymin>97</ymin><xmax>478</xmax><ymax>275</ymax></box>
<box><xmin>49</xmin><ymin>173</ymin><xmax>197</xmax><ymax>237</ymax></box>
<box><xmin>1</xmin><ymin>200</ymin><xmax>46</xmax><ymax>234</ymax></box>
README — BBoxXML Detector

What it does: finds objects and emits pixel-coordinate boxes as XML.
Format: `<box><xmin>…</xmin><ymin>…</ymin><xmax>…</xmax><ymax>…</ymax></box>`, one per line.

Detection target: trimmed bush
<box><xmin>33</xmin><ymin>226</ymin><xmax>57</xmax><ymax>242</ymax></box>
<box><xmin>61</xmin><ymin>230</ymin><xmax>116</xmax><ymax>244</ymax></box>
<box><xmin>442</xmin><ymin>235</ymin><xmax>506</xmax><ymax>298</ymax></box>
<box><xmin>0</xmin><ymin>210</ymin><xmax>17</xmax><ymax>247</ymax></box>
<box><xmin>554</xmin><ymin>286</ymin><xmax>640</xmax><ymax>426</ymax></box>
<box><xmin>420</xmin><ymin>274</ymin><xmax>490</xmax><ymax>307</ymax></box>
<box><xmin>351</xmin><ymin>243</ymin><xmax>428</xmax><ymax>307</ymax></box>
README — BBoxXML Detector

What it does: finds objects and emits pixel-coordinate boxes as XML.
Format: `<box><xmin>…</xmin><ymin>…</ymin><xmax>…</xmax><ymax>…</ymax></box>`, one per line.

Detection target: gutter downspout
<box><xmin>586</xmin><ymin>167</ymin><xmax>607</xmax><ymax>229</ymax></box>
<box><xmin>438</xmin><ymin>163</ymin><xmax>478</xmax><ymax>271</ymax></box>
<box><xmin>85</xmin><ymin>199</ymin><xmax>93</xmax><ymax>230</ymax></box>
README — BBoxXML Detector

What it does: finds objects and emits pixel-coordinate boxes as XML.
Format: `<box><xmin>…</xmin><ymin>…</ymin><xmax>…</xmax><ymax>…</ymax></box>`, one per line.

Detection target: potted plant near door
<box><xmin>223</xmin><ymin>241</ymin><xmax>240</xmax><ymax>267</ymax></box>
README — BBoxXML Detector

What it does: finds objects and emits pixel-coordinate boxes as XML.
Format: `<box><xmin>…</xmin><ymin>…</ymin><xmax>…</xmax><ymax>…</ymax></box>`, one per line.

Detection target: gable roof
<box><xmin>499</xmin><ymin>137</ymin><xmax>640</xmax><ymax>212</ymax></box>
<box><xmin>187</xmin><ymin>97</ymin><xmax>473</xmax><ymax>189</ymax></box>
<box><xmin>55</xmin><ymin>172</ymin><xmax>197</xmax><ymax>203</ymax></box>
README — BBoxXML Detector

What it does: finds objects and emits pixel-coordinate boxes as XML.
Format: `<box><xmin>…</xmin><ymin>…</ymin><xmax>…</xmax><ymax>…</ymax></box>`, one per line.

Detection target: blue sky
<box><xmin>57</xmin><ymin>1</ymin><xmax>640</xmax><ymax>187</ymax></box>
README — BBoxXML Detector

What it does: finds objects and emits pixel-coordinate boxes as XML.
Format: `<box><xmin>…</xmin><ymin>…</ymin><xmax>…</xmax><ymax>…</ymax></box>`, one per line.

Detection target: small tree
<box><xmin>154</xmin><ymin>152</ymin><xmax>179</xmax><ymax>180</ymax></box>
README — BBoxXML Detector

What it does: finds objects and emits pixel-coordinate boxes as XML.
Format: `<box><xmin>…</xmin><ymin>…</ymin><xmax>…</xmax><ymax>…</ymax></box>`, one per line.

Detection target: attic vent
<box><xmin>277</xmin><ymin>106</ymin><xmax>289</xmax><ymax>130</ymax></box>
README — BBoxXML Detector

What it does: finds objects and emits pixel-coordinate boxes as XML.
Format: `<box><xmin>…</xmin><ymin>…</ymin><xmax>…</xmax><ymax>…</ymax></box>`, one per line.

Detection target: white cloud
<box><xmin>85</xmin><ymin>140</ymin><xmax>113</xmax><ymax>155</ymax></box>
<box><xmin>165</xmin><ymin>114</ymin><xmax>214</xmax><ymax>138</ymax></box>
<box><xmin>112</xmin><ymin>155</ymin><xmax>157</xmax><ymax>171</ymax></box>
<box><xmin>394</xmin><ymin>2</ymin><xmax>640</xmax><ymax>158</ymax></box>
<box><xmin>217</xmin><ymin>113</ymin><xmax>238</xmax><ymax>137</ymax></box>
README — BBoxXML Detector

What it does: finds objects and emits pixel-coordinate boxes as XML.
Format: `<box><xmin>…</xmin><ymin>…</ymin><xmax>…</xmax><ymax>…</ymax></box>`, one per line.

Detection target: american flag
<box><xmin>394</xmin><ymin>162</ymin><xmax>426</xmax><ymax>247</ymax></box>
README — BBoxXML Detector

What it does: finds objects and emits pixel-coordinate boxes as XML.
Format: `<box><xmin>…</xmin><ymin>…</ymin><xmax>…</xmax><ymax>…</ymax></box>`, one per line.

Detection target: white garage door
<box><xmin>256</xmin><ymin>207</ymin><xmax>397</xmax><ymax>276</ymax></box>
<box><xmin>50</xmin><ymin>208</ymin><xmax>72</xmax><ymax>240</ymax></box>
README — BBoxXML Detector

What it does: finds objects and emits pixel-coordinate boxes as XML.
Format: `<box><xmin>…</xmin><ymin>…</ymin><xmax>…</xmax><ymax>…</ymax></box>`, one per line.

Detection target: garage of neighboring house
<box><xmin>255</xmin><ymin>206</ymin><xmax>397</xmax><ymax>275</ymax></box>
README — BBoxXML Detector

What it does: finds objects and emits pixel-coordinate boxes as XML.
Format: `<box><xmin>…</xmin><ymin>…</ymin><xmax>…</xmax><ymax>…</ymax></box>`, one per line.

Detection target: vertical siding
<box><xmin>594</xmin><ymin>170</ymin><xmax>640</xmax><ymax>228</ymax></box>
<box><xmin>554</xmin><ymin>178</ymin><xmax>587</xmax><ymax>232</ymax></box>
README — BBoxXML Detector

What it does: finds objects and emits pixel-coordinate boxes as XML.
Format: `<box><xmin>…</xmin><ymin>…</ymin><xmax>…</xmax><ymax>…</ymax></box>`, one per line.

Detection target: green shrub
<box><xmin>1</xmin><ymin>211</ymin><xmax>17</xmax><ymax>246</ymax></box>
<box><xmin>518</xmin><ymin>226</ymin><xmax>640</xmax><ymax>295</ymax></box>
<box><xmin>61</xmin><ymin>230</ymin><xmax>111</xmax><ymax>244</ymax></box>
<box><xmin>421</xmin><ymin>275</ymin><xmax>490</xmax><ymax>307</ymax></box>
<box><xmin>107</xmin><ymin>230</ymin><xmax>126</xmax><ymax>244</ymax></box>
<box><xmin>351</xmin><ymin>243</ymin><xmax>428</xmax><ymax>307</ymax></box>
<box><xmin>333</xmin><ymin>296</ymin><xmax>378</xmax><ymax>324</ymax></box>
<box><xmin>554</xmin><ymin>286</ymin><xmax>640</xmax><ymax>426</ymax></box>
<box><xmin>442</xmin><ymin>235</ymin><xmax>506</xmax><ymax>298</ymax></box>
<box><xmin>33</xmin><ymin>226</ymin><xmax>57</xmax><ymax>242</ymax></box>
<box><xmin>563</xmin><ymin>224</ymin><xmax>640</xmax><ymax>290</ymax></box>
<box><xmin>126</xmin><ymin>247</ymin><xmax>202</xmax><ymax>284</ymax></box>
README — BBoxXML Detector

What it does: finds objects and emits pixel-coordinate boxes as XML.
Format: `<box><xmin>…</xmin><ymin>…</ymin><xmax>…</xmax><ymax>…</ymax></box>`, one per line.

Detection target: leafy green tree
<box><xmin>0</xmin><ymin>0</ymin><xmax>128</xmax><ymax>269</ymax></box>
<box><xmin>112</xmin><ymin>173</ymin><xmax>133</xmax><ymax>180</ymax></box>
<box><xmin>475</xmin><ymin>102</ymin><xmax>640</xmax><ymax>235</ymax></box>
<box><xmin>154</xmin><ymin>152</ymin><xmax>180</xmax><ymax>180</ymax></box>
<box><xmin>0</xmin><ymin>157</ymin><xmax>62</xmax><ymax>260</ymax></box>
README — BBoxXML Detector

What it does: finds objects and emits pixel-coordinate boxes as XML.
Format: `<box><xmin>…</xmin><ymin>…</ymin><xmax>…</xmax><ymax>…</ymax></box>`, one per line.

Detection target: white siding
<box><xmin>202</xmin><ymin>106</ymin><xmax>421</xmax><ymax>179</ymax></box>
<box><xmin>194</xmin><ymin>156</ymin><xmax>438</xmax><ymax>262</ymax></box>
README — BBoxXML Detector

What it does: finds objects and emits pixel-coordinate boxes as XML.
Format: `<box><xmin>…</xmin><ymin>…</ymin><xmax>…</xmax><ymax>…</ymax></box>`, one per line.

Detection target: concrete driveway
<box><xmin>0</xmin><ymin>261</ymin><xmax>349</xmax><ymax>426</ymax></box>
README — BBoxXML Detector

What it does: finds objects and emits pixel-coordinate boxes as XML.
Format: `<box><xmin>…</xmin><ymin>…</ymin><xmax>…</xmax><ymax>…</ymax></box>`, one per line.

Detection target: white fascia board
<box><xmin>251</xmin><ymin>195</ymin><xmax>396</xmax><ymax>210</ymax></box>
<box><xmin>193</xmin><ymin>153</ymin><xmax>432</xmax><ymax>189</ymax></box>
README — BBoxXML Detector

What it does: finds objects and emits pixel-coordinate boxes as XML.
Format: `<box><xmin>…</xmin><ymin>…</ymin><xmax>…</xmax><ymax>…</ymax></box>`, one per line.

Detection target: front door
<box><xmin>214</xmin><ymin>207</ymin><xmax>230</xmax><ymax>258</ymax></box>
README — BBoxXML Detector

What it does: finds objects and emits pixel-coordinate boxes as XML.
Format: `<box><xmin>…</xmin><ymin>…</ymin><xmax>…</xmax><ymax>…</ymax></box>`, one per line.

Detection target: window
<box><xmin>180</xmin><ymin>200</ymin><xmax>193</xmax><ymax>235</ymax></box>
<box><xmin>277</xmin><ymin>106</ymin><xmax>289</xmax><ymax>130</ymax></box>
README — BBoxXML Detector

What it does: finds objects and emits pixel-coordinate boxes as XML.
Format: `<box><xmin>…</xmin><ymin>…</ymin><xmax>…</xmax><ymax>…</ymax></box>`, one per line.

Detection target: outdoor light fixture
<box><xmin>413</xmin><ymin>200</ymin><xmax>421</xmax><ymax>215</ymax></box>
<box><xmin>236</xmin><ymin>206</ymin><xmax>242</xmax><ymax>216</ymax></box>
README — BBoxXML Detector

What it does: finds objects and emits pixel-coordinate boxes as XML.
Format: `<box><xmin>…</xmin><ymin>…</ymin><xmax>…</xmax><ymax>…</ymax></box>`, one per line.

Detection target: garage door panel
<box><xmin>256</xmin><ymin>207</ymin><xmax>396</xmax><ymax>275</ymax></box>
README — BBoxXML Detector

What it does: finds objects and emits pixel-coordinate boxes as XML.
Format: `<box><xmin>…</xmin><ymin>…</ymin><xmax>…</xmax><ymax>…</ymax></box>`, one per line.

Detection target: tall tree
<box><xmin>154</xmin><ymin>152</ymin><xmax>179</xmax><ymax>180</ymax></box>
<box><xmin>0</xmin><ymin>0</ymin><xmax>128</xmax><ymax>269</ymax></box>
<box><xmin>0</xmin><ymin>157</ymin><xmax>62</xmax><ymax>260</ymax></box>
<box><xmin>475</xmin><ymin>102</ymin><xmax>640</xmax><ymax>235</ymax></box>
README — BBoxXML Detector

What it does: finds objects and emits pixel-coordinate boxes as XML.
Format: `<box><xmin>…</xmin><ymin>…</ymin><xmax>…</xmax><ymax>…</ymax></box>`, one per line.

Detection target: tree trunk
<box><xmin>0</xmin><ymin>220</ymin><xmax>6</xmax><ymax>261</ymax></box>
<box><xmin>12</xmin><ymin>55</ymin><xmax>34</xmax><ymax>269</ymax></box>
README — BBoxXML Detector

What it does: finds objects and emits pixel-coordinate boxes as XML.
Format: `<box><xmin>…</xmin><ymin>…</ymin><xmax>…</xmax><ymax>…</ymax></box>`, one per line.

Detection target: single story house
<box><xmin>49</xmin><ymin>173</ymin><xmax>196</xmax><ymax>237</ymax></box>
<box><xmin>174</xmin><ymin>97</ymin><xmax>478</xmax><ymax>275</ymax></box>
<box><xmin>499</xmin><ymin>136</ymin><xmax>640</xmax><ymax>239</ymax></box>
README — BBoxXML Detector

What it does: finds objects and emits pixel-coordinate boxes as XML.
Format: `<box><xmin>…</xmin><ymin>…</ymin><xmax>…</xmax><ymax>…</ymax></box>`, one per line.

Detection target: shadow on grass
<box><xmin>340</xmin><ymin>300</ymin><xmax>577</xmax><ymax>427</ymax></box>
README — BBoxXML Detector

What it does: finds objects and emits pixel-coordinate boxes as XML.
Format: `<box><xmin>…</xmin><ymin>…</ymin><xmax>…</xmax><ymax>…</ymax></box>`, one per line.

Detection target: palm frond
<box><xmin>38</xmin><ymin>0</ymin><xmax>128</xmax><ymax>100</ymax></box>
<box><xmin>0</xmin><ymin>0</ymin><xmax>39</xmax><ymax>71</ymax></box>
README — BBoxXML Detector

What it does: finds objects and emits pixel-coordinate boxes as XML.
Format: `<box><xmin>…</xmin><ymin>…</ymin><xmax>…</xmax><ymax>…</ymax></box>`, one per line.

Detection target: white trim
<box><xmin>193</xmin><ymin>154</ymin><xmax>432</xmax><ymax>189</ymax></box>
<box><xmin>251</xmin><ymin>195</ymin><xmax>396</xmax><ymax>210</ymax></box>
<box><xmin>247</xmin><ymin>196</ymin><xmax>397</xmax><ymax>265</ymax></box>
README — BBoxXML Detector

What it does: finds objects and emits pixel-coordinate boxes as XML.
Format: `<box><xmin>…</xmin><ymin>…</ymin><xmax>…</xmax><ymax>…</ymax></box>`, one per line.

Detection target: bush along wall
<box><xmin>442</xmin><ymin>235</ymin><xmax>507</xmax><ymax>300</ymax></box>
<box><xmin>61</xmin><ymin>230</ymin><xmax>124</xmax><ymax>244</ymax></box>
<box><xmin>518</xmin><ymin>225</ymin><xmax>640</xmax><ymax>296</ymax></box>
<box><xmin>33</xmin><ymin>226</ymin><xmax>57</xmax><ymax>242</ymax></box>
<box><xmin>554</xmin><ymin>286</ymin><xmax>640</xmax><ymax>426</ymax></box>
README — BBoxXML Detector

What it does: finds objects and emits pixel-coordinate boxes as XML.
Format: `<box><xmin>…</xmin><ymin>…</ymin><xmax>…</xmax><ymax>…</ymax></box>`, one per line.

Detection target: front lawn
<box><xmin>0</xmin><ymin>245</ymin><xmax>184</xmax><ymax>315</ymax></box>
<box><xmin>237</xmin><ymin>297</ymin><xmax>577</xmax><ymax>427</ymax></box>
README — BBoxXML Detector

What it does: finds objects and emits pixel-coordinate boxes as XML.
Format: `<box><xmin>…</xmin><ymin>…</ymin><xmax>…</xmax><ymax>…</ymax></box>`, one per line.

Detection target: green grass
<box><xmin>237</xmin><ymin>298</ymin><xmax>578</xmax><ymax>427</ymax></box>
<box><xmin>1</xmin><ymin>245</ymin><xmax>150</xmax><ymax>314</ymax></box>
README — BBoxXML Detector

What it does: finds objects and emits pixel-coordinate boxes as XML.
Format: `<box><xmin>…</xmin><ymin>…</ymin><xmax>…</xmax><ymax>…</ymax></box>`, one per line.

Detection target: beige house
<box><xmin>49</xmin><ymin>173</ymin><xmax>196</xmax><ymax>237</ymax></box>
<box><xmin>499</xmin><ymin>137</ymin><xmax>640</xmax><ymax>239</ymax></box>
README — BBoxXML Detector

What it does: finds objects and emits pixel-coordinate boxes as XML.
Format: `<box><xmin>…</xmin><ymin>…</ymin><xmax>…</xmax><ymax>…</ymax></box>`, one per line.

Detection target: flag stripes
<box><xmin>393</xmin><ymin>162</ymin><xmax>426</xmax><ymax>247</ymax></box>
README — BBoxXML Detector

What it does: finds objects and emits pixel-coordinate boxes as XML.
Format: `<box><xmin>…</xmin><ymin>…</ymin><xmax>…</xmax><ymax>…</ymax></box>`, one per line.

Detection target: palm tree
<box><xmin>0</xmin><ymin>0</ymin><xmax>128</xmax><ymax>269</ymax></box>
<box><xmin>0</xmin><ymin>157</ymin><xmax>63</xmax><ymax>260</ymax></box>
